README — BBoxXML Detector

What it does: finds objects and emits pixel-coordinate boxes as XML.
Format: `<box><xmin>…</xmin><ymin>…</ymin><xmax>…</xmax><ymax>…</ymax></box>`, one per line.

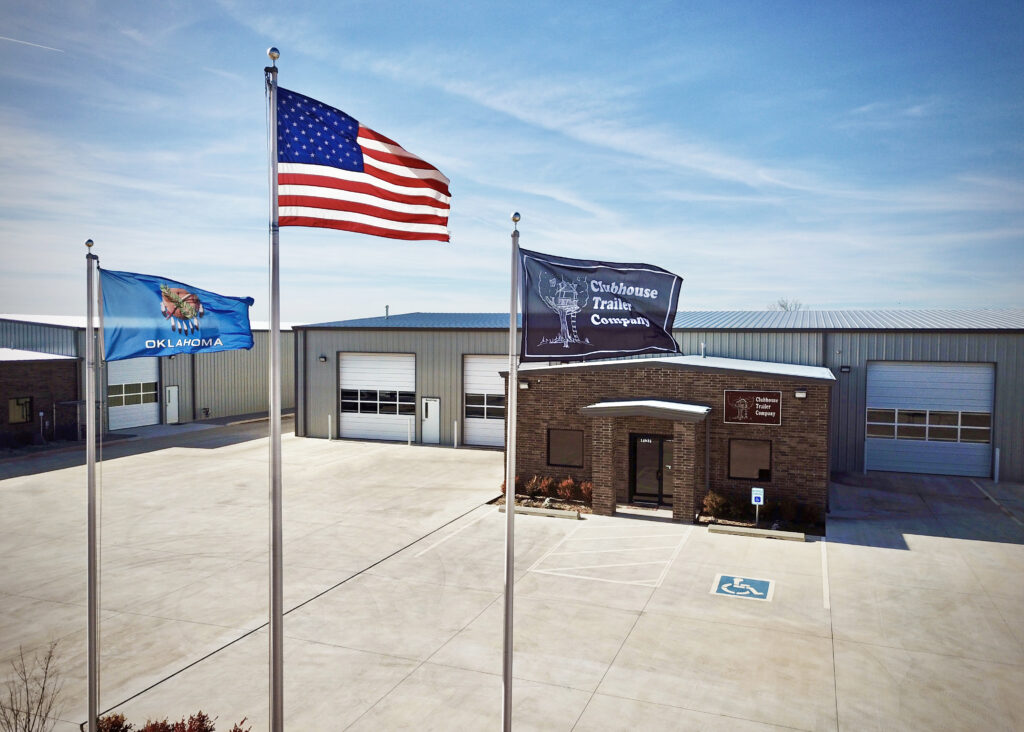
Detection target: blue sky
<box><xmin>1</xmin><ymin>0</ymin><xmax>1022</xmax><ymax>322</ymax></box>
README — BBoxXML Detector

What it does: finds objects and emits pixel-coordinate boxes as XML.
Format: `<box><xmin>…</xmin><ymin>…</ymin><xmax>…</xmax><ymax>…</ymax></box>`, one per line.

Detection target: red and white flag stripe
<box><xmin>279</xmin><ymin>127</ymin><xmax>450</xmax><ymax>242</ymax></box>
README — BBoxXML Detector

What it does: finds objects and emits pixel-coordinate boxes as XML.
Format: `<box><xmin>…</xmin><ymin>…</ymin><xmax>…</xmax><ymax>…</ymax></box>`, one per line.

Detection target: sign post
<box><xmin>751</xmin><ymin>487</ymin><xmax>764</xmax><ymax>527</ymax></box>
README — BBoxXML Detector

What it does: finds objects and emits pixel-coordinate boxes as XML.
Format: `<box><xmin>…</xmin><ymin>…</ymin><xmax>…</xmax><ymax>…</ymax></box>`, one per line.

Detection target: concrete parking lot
<box><xmin>1</xmin><ymin>422</ymin><xmax>1022</xmax><ymax>730</ymax></box>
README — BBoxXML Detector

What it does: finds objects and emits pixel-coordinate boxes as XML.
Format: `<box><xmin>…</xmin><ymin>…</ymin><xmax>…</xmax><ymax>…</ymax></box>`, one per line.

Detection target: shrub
<box><xmin>556</xmin><ymin>477</ymin><xmax>576</xmax><ymax>501</ymax></box>
<box><xmin>499</xmin><ymin>475</ymin><xmax>521</xmax><ymax>496</ymax></box>
<box><xmin>537</xmin><ymin>476</ymin><xmax>555</xmax><ymax>498</ymax></box>
<box><xmin>139</xmin><ymin>713</ymin><xmax>216</xmax><ymax>732</ymax></box>
<box><xmin>701</xmin><ymin>491</ymin><xmax>728</xmax><ymax>518</ymax></box>
<box><xmin>0</xmin><ymin>640</ymin><xmax>63</xmax><ymax>732</ymax></box>
<box><xmin>779</xmin><ymin>500</ymin><xmax>799</xmax><ymax>523</ymax></box>
<box><xmin>727</xmin><ymin>496</ymin><xmax>749</xmax><ymax>521</ymax></box>
<box><xmin>579</xmin><ymin>480</ymin><xmax>593</xmax><ymax>504</ymax></box>
<box><xmin>524</xmin><ymin>475</ymin><xmax>541</xmax><ymax>498</ymax></box>
<box><xmin>100</xmin><ymin>714</ymin><xmax>134</xmax><ymax>732</ymax></box>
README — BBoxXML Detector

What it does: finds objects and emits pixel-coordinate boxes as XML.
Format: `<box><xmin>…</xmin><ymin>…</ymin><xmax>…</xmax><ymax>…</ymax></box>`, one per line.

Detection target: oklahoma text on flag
<box><xmin>100</xmin><ymin>269</ymin><xmax>255</xmax><ymax>362</ymax></box>
<box><xmin>276</xmin><ymin>87</ymin><xmax>450</xmax><ymax>242</ymax></box>
<box><xmin>519</xmin><ymin>248</ymin><xmax>683</xmax><ymax>362</ymax></box>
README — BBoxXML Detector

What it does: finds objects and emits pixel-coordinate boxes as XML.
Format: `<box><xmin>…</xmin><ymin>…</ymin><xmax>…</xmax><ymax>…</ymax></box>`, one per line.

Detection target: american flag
<box><xmin>276</xmin><ymin>87</ymin><xmax>450</xmax><ymax>242</ymax></box>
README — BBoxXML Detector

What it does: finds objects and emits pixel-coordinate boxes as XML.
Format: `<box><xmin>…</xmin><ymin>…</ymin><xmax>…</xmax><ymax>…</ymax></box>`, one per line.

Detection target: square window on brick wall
<box><xmin>729</xmin><ymin>438</ymin><xmax>771</xmax><ymax>481</ymax></box>
<box><xmin>8</xmin><ymin>397</ymin><xmax>32</xmax><ymax>424</ymax></box>
<box><xmin>548</xmin><ymin>428</ymin><xmax>584</xmax><ymax>467</ymax></box>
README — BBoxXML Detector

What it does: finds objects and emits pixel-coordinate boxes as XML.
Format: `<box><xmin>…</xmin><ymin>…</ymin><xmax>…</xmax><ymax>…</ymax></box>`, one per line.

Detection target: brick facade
<box><xmin>1</xmin><ymin>359</ymin><xmax>79</xmax><ymax>447</ymax></box>
<box><xmin>511</xmin><ymin>362</ymin><xmax>832</xmax><ymax>523</ymax></box>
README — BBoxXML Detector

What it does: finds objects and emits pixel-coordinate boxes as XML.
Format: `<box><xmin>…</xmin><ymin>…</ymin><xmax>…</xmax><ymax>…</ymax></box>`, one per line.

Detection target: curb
<box><xmin>498</xmin><ymin>505</ymin><xmax>581</xmax><ymax>520</ymax></box>
<box><xmin>708</xmin><ymin>524</ymin><xmax>806</xmax><ymax>542</ymax></box>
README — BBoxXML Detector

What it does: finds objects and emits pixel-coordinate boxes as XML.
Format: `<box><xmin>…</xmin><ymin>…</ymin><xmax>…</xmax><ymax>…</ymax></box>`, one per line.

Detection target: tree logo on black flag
<box><xmin>537</xmin><ymin>271</ymin><xmax>591</xmax><ymax>349</ymax></box>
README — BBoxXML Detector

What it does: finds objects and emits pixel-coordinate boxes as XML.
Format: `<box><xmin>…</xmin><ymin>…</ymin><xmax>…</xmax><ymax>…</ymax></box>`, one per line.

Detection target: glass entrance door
<box><xmin>630</xmin><ymin>434</ymin><xmax>674</xmax><ymax>507</ymax></box>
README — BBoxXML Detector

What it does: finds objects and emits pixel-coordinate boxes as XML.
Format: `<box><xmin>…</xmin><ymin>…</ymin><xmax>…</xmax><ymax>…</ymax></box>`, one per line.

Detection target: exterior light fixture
<box><xmin>318</xmin><ymin>355</ymin><xmax>328</xmax><ymax>363</ymax></box>
<box><xmin>795</xmin><ymin>389</ymin><xmax>807</xmax><ymax>399</ymax></box>
<box><xmin>518</xmin><ymin>380</ymin><xmax>529</xmax><ymax>389</ymax></box>
<box><xmin>840</xmin><ymin>365</ymin><xmax>851</xmax><ymax>373</ymax></box>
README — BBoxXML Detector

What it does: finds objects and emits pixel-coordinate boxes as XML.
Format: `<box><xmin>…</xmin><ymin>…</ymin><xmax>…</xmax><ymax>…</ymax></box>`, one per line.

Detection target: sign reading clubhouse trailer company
<box><xmin>724</xmin><ymin>390</ymin><xmax>782</xmax><ymax>425</ymax></box>
<box><xmin>518</xmin><ymin>248</ymin><xmax>683</xmax><ymax>362</ymax></box>
<box><xmin>100</xmin><ymin>269</ymin><xmax>255</xmax><ymax>362</ymax></box>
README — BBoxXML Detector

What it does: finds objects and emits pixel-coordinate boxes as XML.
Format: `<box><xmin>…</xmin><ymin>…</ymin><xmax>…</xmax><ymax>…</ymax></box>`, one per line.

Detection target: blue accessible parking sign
<box><xmin>711</xmin><ymin>573</ymin><xmax>774</xmax><ymax>602</ymax></box>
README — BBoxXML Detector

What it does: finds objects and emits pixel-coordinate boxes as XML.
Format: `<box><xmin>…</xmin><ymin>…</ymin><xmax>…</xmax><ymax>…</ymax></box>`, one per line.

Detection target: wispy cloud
<box><xmin>0</xmin><ymin>35</ymin><xmax>64</xmax><ymax>53</ymax></box>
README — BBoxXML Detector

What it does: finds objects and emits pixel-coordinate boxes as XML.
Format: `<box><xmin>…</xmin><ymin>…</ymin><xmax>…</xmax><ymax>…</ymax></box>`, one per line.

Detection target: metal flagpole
<box><xmin>84</xmin><ymin>239</ymin><xmax>99</xmax><ymax>732</ymax></box>
<box><xmin>502</xmin><ymin>212</ymin><xmax>521</xmax><ymax>730</ymax></box>
<box><xmin>265</xmin><ymin>46</ymin><xmax>284</xmax><ymax>732</ymax></box>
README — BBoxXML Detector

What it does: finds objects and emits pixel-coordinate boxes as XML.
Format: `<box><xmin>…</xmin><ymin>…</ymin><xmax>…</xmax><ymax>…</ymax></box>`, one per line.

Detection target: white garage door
<box><xmin>339</xmin><ymin>353</ymin><xmax>415</xmax><ymax>441</ymax></box>
<box><xmin>865</xmin><ymin>362</ymin><xmax>994</xmax><ymax>477</ymax></box>
<box><xmin>106</xmin><ymin>358</ymin><xmax>160</xmax><ymax>430</ymax></box>
<box><xmin>463</xmin><ymin>355</ymin><xmax>506</xmax><ymax>447</ymax></box>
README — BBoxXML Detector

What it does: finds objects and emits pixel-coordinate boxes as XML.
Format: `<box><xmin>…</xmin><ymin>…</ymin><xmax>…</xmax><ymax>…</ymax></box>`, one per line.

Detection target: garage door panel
<box><xmin>866</xmin><ymin>362</ymin><xmax>993</xmax><ymax>477</ymax></box>
<box><xmin>464</xmin><ymin>355</ymin><xmax>506</xmax><ymax>447</ymax></box>
<box><xmin>866</xmin><ymin>439</ymin><xmax>991</xmax><ymax>477</ymax></box>
<box><xmin>339</xmin><ymin>353</ymin><xmax>415</xmax><ymax>441</ymax></box>
<box><xmin>107</xmin><ymin>357</ymin><xmax>160</xmax><ymax>430</ymax></box>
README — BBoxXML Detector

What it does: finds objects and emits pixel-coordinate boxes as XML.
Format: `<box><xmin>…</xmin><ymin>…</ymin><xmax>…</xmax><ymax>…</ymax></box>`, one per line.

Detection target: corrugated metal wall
<box><xmin>298</xmin><ymin>328</ymin><xmax>508</xmax><ymax>443</ymax></box>
<box><xmin>296</xmin><ymin>326</ymin><xmax>1023</xmax><ymax>481</ymax></box>
<box><xmin>823</xmin><ymin>332</ymin><xmax>1024</xmax><ymax>481</ymax></box>
<box><xmin>159</xmin><ymin>331</ymin><xmax>295</xmax><ymax>422</ymax></box>
<box><xmin>675</xmin><ymin>330</ymin><xmax>824</xmax><ymax>366</ymax></box>
<box><xmin>0</xmin><ymin>320</ymin><xmax>79</xmax><ymax>356</ymax></box>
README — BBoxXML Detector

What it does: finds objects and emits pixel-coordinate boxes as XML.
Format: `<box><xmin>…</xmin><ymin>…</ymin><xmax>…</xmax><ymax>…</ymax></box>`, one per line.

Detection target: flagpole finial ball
<box><xmin>85</xmin><ymin>239</ymin><xmax>94</xmax><ymax>248</ymax></box>
<box><xmin>267</xmin><ymin>47</ymin><xmax>280</xmax><ymax>61</ymax></box>
<box><xmin>511</xmin><ymin>212</ymin><xmax>520</xmax><ymax>223</ymax></box>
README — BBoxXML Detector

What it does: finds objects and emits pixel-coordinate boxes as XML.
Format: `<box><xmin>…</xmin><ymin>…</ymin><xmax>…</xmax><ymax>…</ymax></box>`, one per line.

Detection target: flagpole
<box><xmin>84</xmin><ymin>239</ymin><xmax>99</xmax><ymax>732</ymax></box>
<box><xmin>265</xmin><ymin>46</ymin><xmax>284</xmax><ymax>732</ymax></box>
<box><xmin>502</xmin><ymin>212</ymin><xmax>521</xmax><ymax>730</ymax></box>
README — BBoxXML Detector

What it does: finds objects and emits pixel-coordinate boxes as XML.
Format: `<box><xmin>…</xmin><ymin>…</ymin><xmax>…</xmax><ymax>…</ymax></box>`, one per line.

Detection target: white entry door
<box><xmin>421</xmin><ymin>397</ymin><xmax>440</xmax><ymax>444</ymax></box>
<box><xmin>165</xmin><ymin>385</ymin><xmax>180</xmax><ymax>424</ymax></box>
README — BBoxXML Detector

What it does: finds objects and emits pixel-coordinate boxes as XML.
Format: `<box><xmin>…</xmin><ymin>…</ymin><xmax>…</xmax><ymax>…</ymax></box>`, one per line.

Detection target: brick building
<box><xmin>1</xmin><ymin>348</ymin><xmax>80</xmax><ymax>447</ymax></box>
<box><xmin>511</xmin><ymin>355</ymin><xmax>835</xmax><ymax>523</ymax></box>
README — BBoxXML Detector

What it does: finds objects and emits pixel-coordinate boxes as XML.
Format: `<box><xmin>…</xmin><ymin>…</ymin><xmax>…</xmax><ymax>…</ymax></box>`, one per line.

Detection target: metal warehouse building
<box><xmin>1</xmin><ymin>315</ymin><xmax>295</xmax><ymax>434</ymax></box>
<box><xmin>294</xmin><ymin>310</ymin><xmax>1024</xmax><ymax>482</ymax></box>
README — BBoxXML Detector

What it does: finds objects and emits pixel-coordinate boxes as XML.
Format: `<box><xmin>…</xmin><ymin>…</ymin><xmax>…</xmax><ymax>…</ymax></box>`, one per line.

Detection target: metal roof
<box><xmin>518</xmin><ymin>355</ymin><xmax>836</xmax><ymax>382</ymax></box>
<box><xmin>672</xmin><ymin>310</ymin><xmax>1024</xmax><ymax>330</ymax></box>
<box><xmin>0</xmin><ymin>315</ymin><xmax>293</xmax><ymax>331</ymax></box>
<box><xmin>298</xmin><ymin>309</ymin><xmax>1024</xmax><ymax>332</ymax></box>
<box><xmin>299</xmin><ymin>312</ymin><xmax>521</xmax><ymax>329</ymax></box>
<box><xmin>0</xmin><ymin>348</ymin><xmax>77</xmax><ymax>362</ymax></box>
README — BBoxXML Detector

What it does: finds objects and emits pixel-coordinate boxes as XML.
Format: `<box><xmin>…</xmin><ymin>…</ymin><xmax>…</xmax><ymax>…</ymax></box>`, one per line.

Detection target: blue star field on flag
<box><xmin>278</xmin><ymin>87</ymin><xmax>364</xmax><ymax>171</ymax></box>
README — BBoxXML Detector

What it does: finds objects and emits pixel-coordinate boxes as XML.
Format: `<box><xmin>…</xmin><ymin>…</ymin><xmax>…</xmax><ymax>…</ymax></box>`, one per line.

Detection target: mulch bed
<box><xmin>697</xmin><ymin>514</ymin><xmax>825</xmax><ymax>536</ymax></box>
<box><xmin>491</xmin><ymin>494</ymin><xmax>594</xmax><ymax>514</ymax></box>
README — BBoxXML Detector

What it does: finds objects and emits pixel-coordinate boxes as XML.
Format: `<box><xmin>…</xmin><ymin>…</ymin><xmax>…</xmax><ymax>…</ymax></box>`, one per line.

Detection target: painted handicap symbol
<box><xmin>711</xmin><ymin>573</ymin><xmax>774</xmax><ymax>602</ymax></box>
<box><xmin>720</xmin><ymin>577</ymin><xmax>764</xmax><ymax>596</ymax></box>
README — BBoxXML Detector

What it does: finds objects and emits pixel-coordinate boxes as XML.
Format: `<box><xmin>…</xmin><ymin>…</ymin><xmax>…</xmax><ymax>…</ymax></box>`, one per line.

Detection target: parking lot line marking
<box><xmin>970</xmin><ymin>479</ymin><xmax>1024</xmax><ymax>528</ymax></box>
<box><xmin>549</xmin><ymin>545</ymin><xmax>681</xmax><ymax>556</ymax></box>
<box><xmin>531</xmin><ymin>568</ymin><xmax>658</xmax><ymax>587</ymax></box>
<box><xmin>541</xmin><ymin>559</ymin><xmax>668</xmax><ymax>572</ymax></box>
<box><xmin>652</xmin><ymin>529</ymin><xmax>691</xmax><ymax>588</ymax></box>
<box><xmin>526</xmin><ymin>522</ymin><xmax>586</xmax><ymax>573</ymax></box>
<box><xmin>820</xmin><ymin>538</ymin><xmax>831</xmax><ymax>610</ymax></box>
<box><xmin>413</xmin><ymin>507</ymin><xmax>494</xmax><ymax>557</ymax></box>
<box><xmin>562</xmin><ymin>533</ymin><xmax>686</xmax><ymax>541</ymax></box>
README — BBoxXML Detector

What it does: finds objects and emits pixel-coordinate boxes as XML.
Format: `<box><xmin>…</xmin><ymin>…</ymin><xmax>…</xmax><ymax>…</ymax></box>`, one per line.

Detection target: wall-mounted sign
<box><xmin>724</xmin><ymin>390</ymin><xmax>782</xmax><ymax>425</ymax></box>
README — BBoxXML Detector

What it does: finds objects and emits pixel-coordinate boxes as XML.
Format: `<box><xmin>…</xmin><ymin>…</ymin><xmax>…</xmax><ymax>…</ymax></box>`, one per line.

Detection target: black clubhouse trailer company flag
<box><xmin>519</xmin><ymin>247</ymin><xmax>683</xmax><ymax>362</ymax></box>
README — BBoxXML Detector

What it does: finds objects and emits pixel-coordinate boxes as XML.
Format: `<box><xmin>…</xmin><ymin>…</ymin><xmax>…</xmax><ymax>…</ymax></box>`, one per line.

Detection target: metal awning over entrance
<box><xmin>580</xmin><ymin>399</ymin><xmax>711</xmax><ymax>422</ymax></box>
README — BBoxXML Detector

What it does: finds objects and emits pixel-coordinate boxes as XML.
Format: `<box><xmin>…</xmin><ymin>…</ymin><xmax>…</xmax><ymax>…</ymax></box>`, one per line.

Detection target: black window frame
<box><xmin>465</xmin><ymin>392</ymin><xmax>506</xmax><ymax>421</ymax></box>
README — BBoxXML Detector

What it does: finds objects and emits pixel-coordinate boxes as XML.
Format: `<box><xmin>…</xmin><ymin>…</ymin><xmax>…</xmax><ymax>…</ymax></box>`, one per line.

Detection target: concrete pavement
<box><xmin>1</xmin><ymin>425</ymin><xmax>1022</xmax><ymax>730</ymax></box>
